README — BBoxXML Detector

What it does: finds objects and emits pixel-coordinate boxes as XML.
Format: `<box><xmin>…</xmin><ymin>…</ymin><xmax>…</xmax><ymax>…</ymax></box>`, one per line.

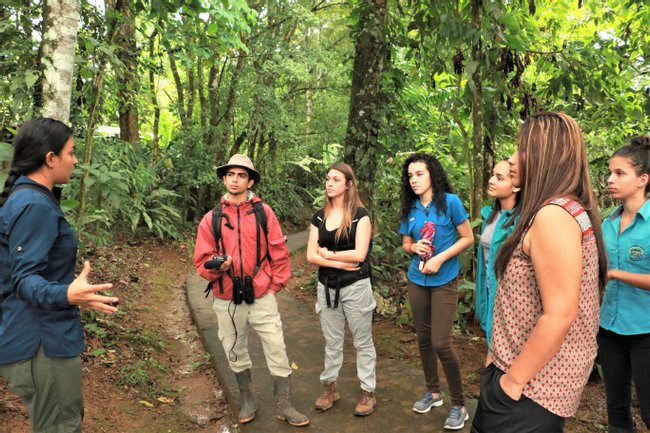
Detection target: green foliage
<box><xmin>118</xmin><ymin>360</ymin><xmax>152</xmax><ymax>388</ymax></box>
<box><xmin>69</xmin><ymin>137</ymin><xmax>182</xmax><ymax>243</ymax></box>
<box><xmin>0</xmin><ymin>0</ymin><xmax>40</xmax><ymax>123</ymax></box>
<box><xmin>257</xmin><ymin>178</ymin><xmax>308</xmax><ymax>227</ymax></box>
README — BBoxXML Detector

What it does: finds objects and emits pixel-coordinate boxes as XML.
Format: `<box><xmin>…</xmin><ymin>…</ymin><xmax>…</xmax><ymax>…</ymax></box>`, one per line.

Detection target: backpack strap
<box><xmin>248</xmin><ymin>201</ymin><xmax>269</xmax><ymax>275</ymax></box>
<box><xmin>8</xmin><ymin>183</ymin><xmax>60</xmax><ymax>205</ymax></box>
<box><xmin>205</xmin><ymin>203</ymin><xmax>232</xmax><ymax>297</ymax></box>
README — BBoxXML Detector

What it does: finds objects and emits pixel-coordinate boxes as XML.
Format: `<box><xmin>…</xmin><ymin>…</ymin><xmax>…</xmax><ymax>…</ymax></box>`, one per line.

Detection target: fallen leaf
<box><xmin>157</xmin><ymin>396</ymin><xmax>174</xmax><ymax>404</ymax></box>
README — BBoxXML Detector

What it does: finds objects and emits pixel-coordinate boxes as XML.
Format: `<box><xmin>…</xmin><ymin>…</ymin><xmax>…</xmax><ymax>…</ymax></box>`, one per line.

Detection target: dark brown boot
<box><xmin>354</xmin><ymin>389</ymin><xmax>376</xmax><ymax>416</ymax></box>
<box><xmin>315</xmin><ymin>381</ymin><xmax>340</xmax><ymax>411</ymax></box>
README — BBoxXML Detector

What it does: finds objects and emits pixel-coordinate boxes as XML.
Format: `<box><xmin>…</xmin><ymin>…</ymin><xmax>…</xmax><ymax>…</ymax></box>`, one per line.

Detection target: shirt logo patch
<box><xmin>629</xmin><ymin>245</ymin><xmax>644</xmax><ymax>261</ymax></box>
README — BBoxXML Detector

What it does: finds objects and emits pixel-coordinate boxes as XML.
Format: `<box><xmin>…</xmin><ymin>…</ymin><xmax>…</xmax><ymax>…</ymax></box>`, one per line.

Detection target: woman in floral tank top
<box><xmin>471</xmin><ymin>112</ymin><xmax>608</xmax><ymax>433</ymax></box>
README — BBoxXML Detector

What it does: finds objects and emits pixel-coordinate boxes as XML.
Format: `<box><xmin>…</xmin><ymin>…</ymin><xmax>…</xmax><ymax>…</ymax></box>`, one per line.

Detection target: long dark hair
<box><xmin>494</xmin><ymin>112</ymin><xmax>608</xmax><ymax>290</ymax></box>
<box><xmin>0</xmin><ymin>118</ymin><xmax>72</xmax><ymax>206</ymax></box>
<box><xmin>486</xmin><ymin>159</ymin><xmax>521</xmax><ymax>225</ymax></box>
<box><xmin>400</xmin><ymin>152</ymin><xmax>453</xmax><ymax>221</ymax></box>
<box><xmin>613</xmin><ymin>135</ymin><xmax>650</xmax><ymax>193</ymax></box>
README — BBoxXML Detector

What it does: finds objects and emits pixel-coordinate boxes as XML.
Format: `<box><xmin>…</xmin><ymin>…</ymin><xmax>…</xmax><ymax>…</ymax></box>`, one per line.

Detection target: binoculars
<box><xmin>233</xmin><ymin>276</ymin><xmax>255</xmax><ymax>305</ymax></box>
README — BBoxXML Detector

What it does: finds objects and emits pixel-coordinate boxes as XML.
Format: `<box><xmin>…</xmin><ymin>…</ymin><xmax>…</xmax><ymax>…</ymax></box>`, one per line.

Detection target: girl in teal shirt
<box><xmin>599</xmin><ymin>135</ymin><xmax>650</xmax><ymax>433</ymax></box>
<box><xmin>475</xmin><ymin>160</ymin><xmax>519</xmax><ymax>345</ymax></box>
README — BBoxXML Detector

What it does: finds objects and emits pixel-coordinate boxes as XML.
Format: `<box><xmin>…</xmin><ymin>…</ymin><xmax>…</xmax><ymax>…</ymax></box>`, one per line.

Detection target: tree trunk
<box><xmin>115</xmin><ymin>0</ymin><xmax>139</xmax><ymax>143</ymax></box>
<box><xmin>217</xmin><ymin>51</ymin><xmax>246</xmax><ymax>164</ymax></box>
<box><xmin>78</xmin><ymin>1</ymin><xmax>118</xmax><ymax>225</ymax></box>
<box><xmin>148</xmin><ymin>29</ymin><xmax>160</xmax><ymax>165</ymax></box>
<box><xmin>186</xmin><ymin>55</ymin><xmax>195</xmax><ymax>126</ymax></box>
<box><xmin>169</xmin><ymin>49</ymin><xmax>187</xmax><ymax>129</ymax></box>
<box><xmin>470</xmin><ymin>0</ymin><xmax>484</xmax><ymax>221</ymax></box>
<box><xmin>197</xmin><ymin>56</ymin><xmax>207</xmax><ymax>129</ymax></box>
<box><xmin>39</xmin><ymin>0</ymin><xmax>80</xmax><ymax>123</ymax></box>
<box><xmin>343</xmin><ymin>0</ymin><xmax>387</xmax><ymax>211</ymax></box>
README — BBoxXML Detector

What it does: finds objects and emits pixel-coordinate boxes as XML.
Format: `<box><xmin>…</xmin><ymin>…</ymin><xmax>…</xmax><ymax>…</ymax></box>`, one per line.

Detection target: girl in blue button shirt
<box><xmin>400</xmin><ymin>152</ymin><xmax>474</xmax><ymax>430</ymax></box>
<box><xmin>599</xmin><ymin>135</ymin><xmax>650</xmax><ymax>433</ymax></box>
<box><xmin>0</xmin><ymin>118</ymin><xmax>118</xmax><ymax>433</ymax></box>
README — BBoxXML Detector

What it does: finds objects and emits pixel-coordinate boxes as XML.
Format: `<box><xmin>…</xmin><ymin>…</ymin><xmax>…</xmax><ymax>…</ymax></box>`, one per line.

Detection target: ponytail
<box><xmin>0</xmin><ymin>118</ymin><xmax>72</xmax><ymax>206</ymax></box>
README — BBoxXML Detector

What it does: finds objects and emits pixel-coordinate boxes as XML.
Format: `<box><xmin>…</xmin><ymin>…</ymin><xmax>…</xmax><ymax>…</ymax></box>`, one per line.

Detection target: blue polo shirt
<box><xmin>400</xmin><ymin>193</ymin><xmax>468</xmax><ymax>287</ymax></box>
<box><xmin>0</xmin><ymin>176</ymin><xmax>83</xmax><ymax>364</ymax></box>
<box><xmin>600</xmin><ymin>198</ymin><xmax>650</xmax><ymax>335</ymax></box>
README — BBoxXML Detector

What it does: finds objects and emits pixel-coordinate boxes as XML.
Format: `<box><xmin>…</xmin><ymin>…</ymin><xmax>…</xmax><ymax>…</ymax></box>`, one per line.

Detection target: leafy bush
<box><xmin>69</xmin><ymin>137</ymin><xmax>182</xmax><ymax>243</ymax></box>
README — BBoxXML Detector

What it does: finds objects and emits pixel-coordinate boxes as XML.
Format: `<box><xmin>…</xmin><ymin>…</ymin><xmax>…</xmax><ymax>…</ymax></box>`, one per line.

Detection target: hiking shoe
<box><xmin>444</xmin><ymin>406</ymin><xmax>469</xmax><ymax>430</ymax></box>
<box><xmin>315</xmin><ymin>381</ymin><xmax>340</xmax><ymax>411</ymax></box>
<box><xmin>353</xmin><ymin>389</ymin><xmax>376</xmax><ymax>416</ymax></box>
<box><xmin>412</xmin><ymin>391</ymin><xmax>443</xmax><ymax>413</ymax></box>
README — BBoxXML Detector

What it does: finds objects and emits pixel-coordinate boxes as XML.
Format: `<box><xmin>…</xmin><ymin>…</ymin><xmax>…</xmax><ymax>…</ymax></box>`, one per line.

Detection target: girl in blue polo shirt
<box><xmin>599</xmin><ymin>135</ymin><xmax>650</xmax><ymax>433</ymax></box>
<box><xmin>0</xmin><ymin>118</ymin><xmax>117</xmax><ymax>433</ymax></box>
<box><xmin>399</xmin><ymin>152</ymin><xmax>474</xmax><ymax>430</ymax></box>
<box><xmin>475</xmin><ymin>160</ymin><xmax>520</xmax><ymax>346</ymax></box>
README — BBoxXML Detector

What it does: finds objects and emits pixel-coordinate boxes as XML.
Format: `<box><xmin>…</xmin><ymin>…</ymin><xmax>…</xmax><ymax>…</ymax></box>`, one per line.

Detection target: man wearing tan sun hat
<box><xmin>193</xmin><ymin>154</ymin><xmax>309</xmax><ymax>427</ymax></box>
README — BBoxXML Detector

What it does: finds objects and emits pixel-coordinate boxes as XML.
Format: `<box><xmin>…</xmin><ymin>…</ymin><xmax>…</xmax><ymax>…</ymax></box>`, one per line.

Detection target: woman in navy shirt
<box><xmin>599</xmin><ymin>135</ymin><xmax>650</xmax><ymax>433</ymax></box>
<box><xmin>400</xmin><ymin>152</ymin><xmax>473</xmax><ymax>430</ymax></box>
<box><xmin>0</xmin><ymin>118</ymin><xmax>117</xmax><ymax>433</ymax></box>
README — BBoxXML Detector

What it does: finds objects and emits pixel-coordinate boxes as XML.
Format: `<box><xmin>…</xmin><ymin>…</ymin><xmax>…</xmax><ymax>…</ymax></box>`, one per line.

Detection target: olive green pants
<box><xmin>0</xmin><ymin>346</ymin><xmax>83</xmax><ymax>433</ymax></box>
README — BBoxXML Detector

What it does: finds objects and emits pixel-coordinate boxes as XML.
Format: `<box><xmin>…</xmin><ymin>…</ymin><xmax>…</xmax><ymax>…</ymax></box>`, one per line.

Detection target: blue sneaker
<box><xmin>412</xmin><ymin>391</ymin><xmax>443</xmax><ymax>413</ymax></box>
<box><xmin>444</xmin><ymin>406</ymin><xmax>469</xmax><ymax>430</ymax></box>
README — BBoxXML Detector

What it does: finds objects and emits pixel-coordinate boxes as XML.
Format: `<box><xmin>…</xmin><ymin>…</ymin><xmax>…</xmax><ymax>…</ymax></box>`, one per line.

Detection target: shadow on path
<box><xmin>186</xmin><ymin>230</ymin><xmax>476</xmax><ymax>432</ymax></box>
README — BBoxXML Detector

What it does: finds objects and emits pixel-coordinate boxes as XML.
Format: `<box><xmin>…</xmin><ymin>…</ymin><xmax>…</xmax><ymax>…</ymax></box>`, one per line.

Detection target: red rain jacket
<box><xmin>194</xmin><ymin>194</ymin><xmax>291</xmax><ymax>300</ymax></box>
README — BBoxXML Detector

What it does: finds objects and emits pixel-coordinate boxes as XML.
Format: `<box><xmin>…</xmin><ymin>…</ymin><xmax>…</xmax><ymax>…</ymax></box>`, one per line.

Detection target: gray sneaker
<box><xmin>444</xmin><ymin>406</ymin><xmax>469</xmax><ymax>430</ymax></box>
<box><xmin>412</xmin><ymin>391</ymin><xmax>443</xmax><ymax>413</ymax></box>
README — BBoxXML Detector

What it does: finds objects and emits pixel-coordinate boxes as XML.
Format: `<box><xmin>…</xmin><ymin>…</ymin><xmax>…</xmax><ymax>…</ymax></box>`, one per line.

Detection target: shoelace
<box><xmin>448</xmin><ymin>407</ymin><xmax>463</xmax><ymax>420</ymax></box>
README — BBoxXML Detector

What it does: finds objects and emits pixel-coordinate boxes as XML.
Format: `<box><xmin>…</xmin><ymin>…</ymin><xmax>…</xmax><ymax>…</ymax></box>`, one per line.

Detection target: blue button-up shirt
<box><xmin>600</xmin><ymin>198</ymin><xmax>650</xmax><ymax>335</ymax></box>
<box><xmin>0</xmin><ymin>176</ymin><xmax>83</xmax><ymax>364</ymax></box>
<box><xmin>400</xmin><ymin>193</ymin><xmax>468</xmax><ymax>287</ymax></box>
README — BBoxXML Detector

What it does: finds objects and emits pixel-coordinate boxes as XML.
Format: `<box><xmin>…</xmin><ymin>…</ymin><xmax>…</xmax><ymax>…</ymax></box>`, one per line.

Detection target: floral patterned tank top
<box><xmin>489</xmin><ymin>197</ymin><xmax>600</xmax><ymax>417</ymax></box>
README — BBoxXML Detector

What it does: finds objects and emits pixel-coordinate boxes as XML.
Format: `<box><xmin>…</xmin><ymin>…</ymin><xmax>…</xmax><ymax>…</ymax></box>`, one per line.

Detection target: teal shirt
<box><xmin>600</xmin><ymin>198</ymin><xmax>650</xmax><ymax>335</ymax></box>
<box><xmin>475</xmin><ymin>205</ymin><xmax>518</xmax><ymax>344</ymax></box>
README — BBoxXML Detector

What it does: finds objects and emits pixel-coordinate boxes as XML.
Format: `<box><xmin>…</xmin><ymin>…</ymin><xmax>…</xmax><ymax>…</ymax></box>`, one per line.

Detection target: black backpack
<box><xmin>204</xmin><ymin>200</ymin><xmax>270</xmax><ymax>297</ymax></box>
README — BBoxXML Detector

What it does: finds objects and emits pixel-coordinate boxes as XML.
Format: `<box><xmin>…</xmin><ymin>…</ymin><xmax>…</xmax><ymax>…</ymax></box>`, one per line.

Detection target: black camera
<box><xmin>204</xmin><ymin>255</ymin><xmax>228</xmax><ymax>270</ymax></box>
<box><xmin>233</xmin><ymin>276</ymin><xmax>255</xmax><ymax>305</ymax></box>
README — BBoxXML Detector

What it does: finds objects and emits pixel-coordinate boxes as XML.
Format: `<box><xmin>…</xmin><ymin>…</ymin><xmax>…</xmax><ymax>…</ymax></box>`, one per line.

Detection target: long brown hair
<box><xmin>494</xmin><ymin>112</ymin><xmax>608</xmax><ymax>290</ymax></box>
<box><xmin>324</xmin><ymin>162</ymin><xmax>365</xmax><ymax>243</ymax></box>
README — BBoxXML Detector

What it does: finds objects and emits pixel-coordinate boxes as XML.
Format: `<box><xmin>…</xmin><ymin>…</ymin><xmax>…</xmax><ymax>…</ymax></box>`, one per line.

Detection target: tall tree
<box><xmin>39</xmin><ymin>0</ymin><xmax>80</xmax><ymax>122</ymax></box>
<box><xmin>344</xmin><ymin>0</ymin><xmax>387</xmax><ymax>210</ymax></box>
<box><xmin>113</xmin><ymin>0</ymin><xmax>139</xmax><ymax>143</ymax></box>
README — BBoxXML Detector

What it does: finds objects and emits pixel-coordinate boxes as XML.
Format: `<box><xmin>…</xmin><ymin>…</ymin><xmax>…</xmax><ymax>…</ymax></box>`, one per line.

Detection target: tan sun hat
<box><xmin>216</xmin><ymin>154</ymin><xmax>261</xmax><ymax>185</ymax></box>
